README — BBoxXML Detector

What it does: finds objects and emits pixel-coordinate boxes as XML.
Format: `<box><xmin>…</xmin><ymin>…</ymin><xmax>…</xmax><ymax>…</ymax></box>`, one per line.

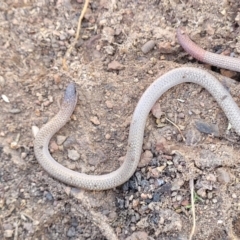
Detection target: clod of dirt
<box><xmin>125</xmin><ymin>231</ymin><xmax>154</xmax><ymax>240</ymax></box>
<box><xmin>139</xmin><ymin>150</ymin><xmax>153</xmax><ymax>167</ymax></box>
<box><xmin>216</xmin><ymin>168</ymin><xmax>231</xmax><ymax>183</ymax></box>
<box><xmin>107</xmin><ymin>60</ymin><xmax>125</xmax><ymax>70</ymax></box>
<box><xmin>195</xmin><ymin>150</ymin><xmax>222</xmax><ymax>169</ymax></box>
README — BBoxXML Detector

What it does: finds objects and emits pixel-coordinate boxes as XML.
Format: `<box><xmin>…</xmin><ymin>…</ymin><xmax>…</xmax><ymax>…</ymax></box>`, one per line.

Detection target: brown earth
<box><xmin>1</xmin><ymin>0</ymin><xmax>240</xmax><ymax>239</ymax></box>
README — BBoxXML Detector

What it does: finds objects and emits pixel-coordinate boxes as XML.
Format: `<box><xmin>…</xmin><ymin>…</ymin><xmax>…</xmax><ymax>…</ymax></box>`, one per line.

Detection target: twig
<box><xmin>189</xmin><ymin>179</ymin><xmax>196</xmax><ymax>240</ymax></box>
<box><xmin>165</xmin><ymin>117</ymin><xmax>186</xmax><ymax>141</ymax></box>
<box><xmin>62</xmin><ymin>0</ymin><xmax>90</xmax><ymax>70</ymax></box>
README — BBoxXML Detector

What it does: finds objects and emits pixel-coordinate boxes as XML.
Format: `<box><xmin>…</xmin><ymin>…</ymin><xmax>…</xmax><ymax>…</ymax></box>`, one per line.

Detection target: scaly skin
<box><xmin>34</xmin><ymin>67</ymin><xmax>240</xmax><ymax>190</ymax></box>
<box><xmin>177</xmin><ymin>28</ymin><xmax>240</xmax><ymax>72</ymax></box>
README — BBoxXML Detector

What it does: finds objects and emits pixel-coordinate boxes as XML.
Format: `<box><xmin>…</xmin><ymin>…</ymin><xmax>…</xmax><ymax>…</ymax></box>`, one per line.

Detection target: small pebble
<box><xmin>158</xmin><ymin>42</ymin><xmax>172</xmax><ymax>54</ymax></box>
<box><xmin>90</xmin><ymin>116</ymin><xmax>100</xmax><ymax>125</ymax></box>
<box><xmin>132</xmin><ymin>199</ymin><xmax>139</xmax><ymax>208</ymax></box>
<box><xmin>151</xmin><ymin>102</ymin><xmax>162</xmax><ymax>119</ymax></box>
<box><xmin>44</xmin><ymin>191</ymin><xmax>54</xmax><ymax>201</ymax></box>
<box><xmin>4</xmin><ymin>230</ymin><xmax>14</xmax><ymax>238</ymax></box>
<box><xmin>50</xmin><ymin>141</ymin><xmax>58</xmax><ymax>152</ymax></box>
<box><xmin>2</xmin><ymin>94</ymin><xmax>10</xmax><ymax>103</ymax></box>
<box><xmin>56</xmin><ymin>135</ymin><xmax>67</xmax><ymax>145</ymax></box>
<box><xmin>207</xmin><ymin>192</ymin><xmax>213</xmax><ymax>199</ymax></box>
<box><xmin>35</xmin><ymin>109</ymin><xmax>41</xmax><ymax>116</ymax></box>
<box><xmin>66</xmin><ymin>227</ymin><xmax>76</xmax><ymax>237</ymax></box>
<box><xmin>153</xmin><ymin>193</ymin><xmax>161</xmax><ymax>202</ymax></box>
<box><xmin>68</xmin><ymin>149</ymin><xmax>80</xmax><ymax>161</ymax></box>
<box><xmin>9</xmin><ymin>108</ymin><xmax>21</xmax><ymax>114</ymax></box>
<box><xmin>171</xmin><ymin>179</ymin><xmax>184</xmax><ymax>191</ymax></box>
<box><xmin>108</xmin><ymin>60</ymin><xmax>124</xmax><ymax>70</ymax></box>
<box><xmin>216</xmin><ymin>168</ymin><xmax>230</xmax><ymax>183</ymax></box>
<box><xmin>212</xmin><ymin>198</ymin><xmax>218</xmax><ymax>203</ymax></box>
<box><xmin>10</xmin><ymin>141</ymin><xmax>18</xmax><ymax>149</ymax></box>
<box><xmin>206</xmin><ymin>173</ymin><xmax>216</xmax><ymax>182</ymax></box>
<box><xmin>176</xmin><ymin>195</ymin><xmax>182</xmax><ymax>201</ymax></box>
<box><xmin>0</xmin><ymin>76</ymin><xmax>5</xmax><ymax>87</ymax></box>
<box><xmin>139</xmin><ymin>150</ymin><xmax>153</xmax><ymax>167</ymax></box>
<box><xmin>63</xmin><ymin>136</ymin><xmax>76</xmax><ymax>148</ymax></box>
<box><xmin>105</xmin><ymin>133</ymin><xmax>111</xmax><ymax>139</ymax></box>
<box><xmin>232</xmin><ymin>193</ymin><xmax>237</xmax><ymax>199</ymax></box>
<box><xmin>197</xmin><ymin>188</ymin><xmax>207</xmax><ymax>198</ymax></box>
<box><xmin>21</xmin><ymin>152</ymin><xmax>27</xmax><ymax>159</ymax></box>
<box><xmin>105</xmin><ymin>100</ymin><xmax>113</xmax><ymax>108</ymax></box>
<box><xmin>178</xmin><ymin>112</ymin><xmax>185</xmax><ymax>119</ymax></box>
<box><xmin>141</xmin><ymin>40</ymin><xmax>155</xmax><ymax>54</ymax></box>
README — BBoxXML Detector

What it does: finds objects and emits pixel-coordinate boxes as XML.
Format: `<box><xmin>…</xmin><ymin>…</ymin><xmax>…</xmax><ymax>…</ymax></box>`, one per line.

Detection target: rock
<box><xmin>135</xmin><ymin>171</ymin><xmax>142</xmax><ymax>185</ymax></box>
<box><xmin>66</xmin><ymin>226</ymin><xmax>76</xmax><ymax>237</ymax></box>
<box><xmin>171</xmin><ymin>179</ymin><xmax>184</xmax><ymax>191</ymax></box>
<box><xmin>136</xmin><ymin>217</ymin><xmax>149</xmax><ymax>229</ymax></box>
<box><xmin>151</xmin><ymin>102</ymin><xmax>163</xmax><ymax>119</ymax></box>
<box><xmin>185</xmin><ymin>128</ymin><xmax>202</xmax><ymax>146</ymax></box>
<box><xmin>125</xmin><ymin>231</ymin><xmax>153</xmax><ymax>240</ymax></box>
<box><xmin>197</xmin><ymin>188</ymin><xmax>207</xmax><ymax>198</ymax></box>
<box><xmin>195</xmin><ymin>150</ymin><xmax>222</xmax><ymax>169</ymax></box>
<box><xmin>150</xmin><ymin>168</ymin><xmax>161</xmax><ymax>178</ymax></box>
<box><xmin>88</xmin><ymin>149</ymin><xmax>106</xmax><ymax>165</ymax></box>
<box><xmin>56</xmin><ymin>135</ymin><xmax>67</xmax><ymax>145</ymax></box>
<box><xmin>68</xmin><ymin>149</ymin><xmax>80</xmax><ymax>161</ymax></box>
<box><xmin>206</xmin><ymin>173</ymin><xmax>217</xmax><ymax>182</ymax></box>
<box><xmin>102</xmin><ymin>26</ymin><xmax>115</xmax><ymax>43</ymax></box>
<box><xmin>59</xmin><ymin>33</ymin><xmax>67</xmax><ymax>40</ymax></box>
<box><xmin>90</xmin><ymin>116</ymin><xmax>100</xmax><ymax>125</ymax></box>
<box><xmin>141</xmin><ymin>40</ymin><xmax>155</xmax><ymax>54</ymax></box>
<box><xmin>107</xmin><ymin>60</ymin><xmax>124</xmax><ymax>70</ymax></box>
<box><xmin>216</xmin><ymin>168</ymin><xmax>231</xmax><ymax>183</ymax></box>
<box><xmin>50</xmin><ymin>141</ymin><xmax>58</xmax><ymax>152</ymax></box>
<box><xmin>63</xmin><ymin>136</ymin><xmax>76</xmax><ymax>148</ymax></box>
<box><xmin>157</xmin><ymin>182</ymin><xmax>172</xmax><ymax>195</ymax></box>
<box><xmin>0</xmin><ymin>76</ymin><xmax>5</xmax><ymax>87</ymax></box>
<box><xmin>132</xmin><ymin>199</ymin><xmax>139</xmax><ymax>208</ymax></box>
<box><xmin>71</xmin><ymin>217</ymin><xmax>79</xmax><ymax>227</ymax></box>
<box><xmin>104</xmin><ymin>45</ymin><xmax>115</xmax><ymax>55</ymax></box>
<box><xmin>159</xmin><ymin>209</ymin><xmax>182</xmax><ymax>233</ymax></box>
<box><xmin>139</xmin><ymin>150</ymin><xmax>153</xmax><ymax>167</ymax></box>
<box><xmin>152</xmin><ymin>192</ymin><xmax>161</xmax><ymax>202</ymax></box>
<box><xmin>232</xmin><ymin>193</ymin><xmax>237</xmax><ymax>199</ymax></box>
<box><xmin>23</xmin><ymin>222</ymin><xmax>33</xmax><ymax>233</ymax></box>
<box><xmin>178</xmin><ymin>112</ymin><xmax>185</xmax><ymax>119</ymax></box>
<box><xmin>220</xmin><ymin>69</ymin><xmax>237</xmax><ymax>78</ymax></box>
<box><xmin>2</xmin><ymin>94</ymin><xmax>10</xmax><ymax>103</ymax></box>
<box><xmin>4</xmin><ymin>230</ymin><xmax>14</xmax><ymax>238</ymax></box>
<box><xmin>212</xmin><ymin>198</ymin><xmax>218</xmax><ymax>203</ymax></box>
<box><xmin>207</xmin><ymin>192</ymin><xmax>213</xmax><ymax>199</ymax></box>
<box><xmin>9</xmin><ymin>108</ymin><xmax>21</xmax><ymax>114</ymax></box>
<box><xmin>105</xmin><ymin>100</ymin><xmax>113</xmax><ymax>108</ymax></box>
<box><xmin>195</xmin><ymin>120</ymin><xmax>220</xmax><ymax>137</ymax></box>
<box><xmin>176</xmin><ymin>195</ymin><xmax>182</xmax><ymax>201</ymax></box>
<box><xmin>44</xmin><ymin>191</ymin><xmax>54</xmax><ymax>201</ymax></box>
<box><xmin>181</xmin><ymin>199</ymin><xmax>189</xmax><ymax>206</ymax></box>
<box><xmin>158</xmin><ymin>42</ymin><xmax>173</xmax><ymax>54</ymax></box>
<box><xmin>116</xmin><ymin>198</ymin><xmax>124</xmax><ymax>209</ymax></box>
<box><xmin>155</xmin><ymin>178</ymin><xmax>165</xmax><ymax>187</ymax></box>
<box><xmin>155</xmin><ymin>136</ymin><xmax>169</xmax><ymax>153</ymax></box>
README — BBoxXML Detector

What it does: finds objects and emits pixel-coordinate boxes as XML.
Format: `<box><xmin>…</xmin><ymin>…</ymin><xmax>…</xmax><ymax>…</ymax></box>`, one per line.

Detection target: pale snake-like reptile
<box><xmin>34</xmin><ymin>29</ymin><xmax>240</xmax><ymax>190</ymax></box>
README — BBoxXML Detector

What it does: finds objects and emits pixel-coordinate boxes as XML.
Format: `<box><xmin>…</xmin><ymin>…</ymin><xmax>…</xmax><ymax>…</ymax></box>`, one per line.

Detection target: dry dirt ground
<box><xmin>1</xmin><ymin>0</ymin><xmax>240</xmax><ymax>239</ymax></box>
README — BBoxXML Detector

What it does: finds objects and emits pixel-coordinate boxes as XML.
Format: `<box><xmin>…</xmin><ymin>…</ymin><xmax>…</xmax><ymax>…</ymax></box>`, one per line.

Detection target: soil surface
<box><xmin>1</xmin><ymin>0</ymin><xmax>240</xmax><ymax>239</ymax></box>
